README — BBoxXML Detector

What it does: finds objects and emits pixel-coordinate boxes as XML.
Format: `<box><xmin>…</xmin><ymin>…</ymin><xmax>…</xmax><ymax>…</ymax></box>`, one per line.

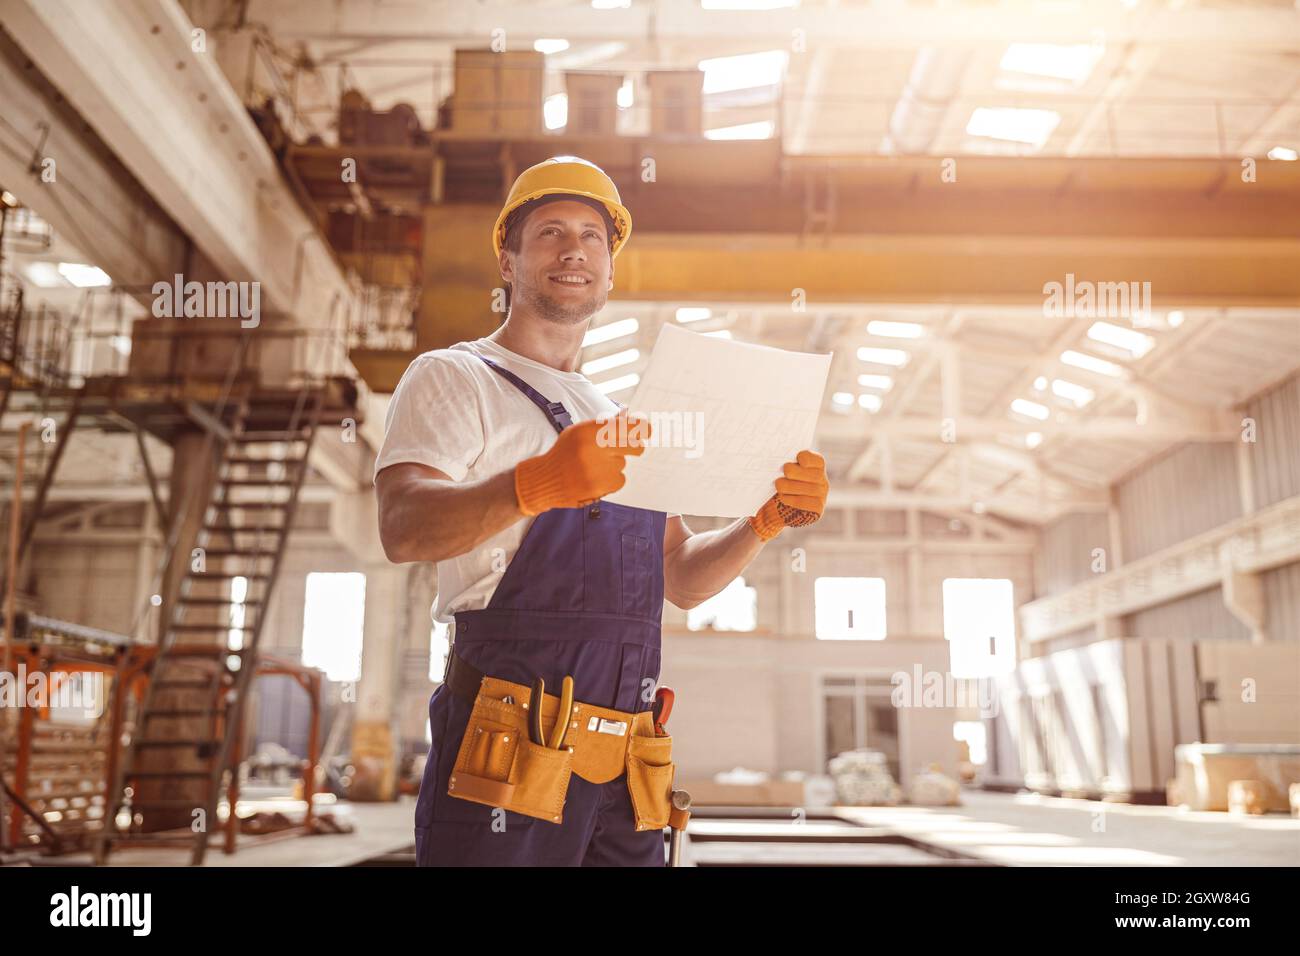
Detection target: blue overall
<box><xmin>413</xmin><ymin>354</ymin><xmax>668</xmax><ymax>866</ymax></box>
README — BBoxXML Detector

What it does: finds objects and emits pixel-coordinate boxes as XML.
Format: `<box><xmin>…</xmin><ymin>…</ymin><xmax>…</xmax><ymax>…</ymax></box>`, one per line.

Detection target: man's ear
<box><xmin>608</xmin><ymin>258</ymin><xmax>615</xmax><ymax>291</ymax></box>
<box><xmin>499</xmin><ymin>247</ymin><xmax>514</xmax><ymax>285</ymax></box>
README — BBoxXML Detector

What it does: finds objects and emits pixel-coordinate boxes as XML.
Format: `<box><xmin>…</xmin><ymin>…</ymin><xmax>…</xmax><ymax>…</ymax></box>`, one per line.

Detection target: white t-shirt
<box><xmin>373</xmin><ymin>337</ymin><xmax>664</xmax><ymax>624</ymax></box>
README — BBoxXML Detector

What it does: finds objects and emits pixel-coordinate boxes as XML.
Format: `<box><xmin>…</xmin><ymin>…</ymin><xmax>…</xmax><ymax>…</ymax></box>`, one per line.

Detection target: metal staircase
<box><xmin>1</xmin><ymin>270</ymin><xmax>356</xmax><ymax>862</ymax></box>
<box><xmin>100</xmin><ymin>381</ymin><xmax>326</xmax><ymax>864</ymax></box>
<box><xmin>0</xmin><ymin>285</ymin><xmax>82</xmax><ymax>604</ymax></box>
<box><xmin>0</xmin><ymin>280</ymin><xmax>19</xmax><ymax>422</ymax></box>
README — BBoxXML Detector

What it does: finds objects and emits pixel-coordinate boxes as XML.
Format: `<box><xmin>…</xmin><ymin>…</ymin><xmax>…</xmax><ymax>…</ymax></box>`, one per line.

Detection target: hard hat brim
<box><xmin>493</xmin><ymin>187</ymin><xmax>632</xmax><ymax>259</ymax></box>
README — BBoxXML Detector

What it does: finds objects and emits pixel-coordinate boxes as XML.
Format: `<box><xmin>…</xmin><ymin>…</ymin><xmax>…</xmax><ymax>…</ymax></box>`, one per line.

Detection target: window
<box><xmin>822</xmin><ymin>675</ymin><xmax>900</xmax><ymax>780</ymax></box>
<box><xmin>301</xmin><ymin>572</ymin><xmax>366</xmax><ymax>682</ymax></box>
<box><xmin>941</xmin><ymin>578</ymin><xmax>1016</xmax><ymax>678</ymax></box>
<box><xmin>687</xmin><ymin>577</ymin><xmax>756</xmax><ymax>631</ymax></box>
<box><xmin>429</xmin><ymin>618</ymin><xmax>451</xmax><ymax>683</ymax></box>
<box><xmin>814</xmin><ymin>577</ymin><xmax>886</xmax><ymax>640</ymax></box>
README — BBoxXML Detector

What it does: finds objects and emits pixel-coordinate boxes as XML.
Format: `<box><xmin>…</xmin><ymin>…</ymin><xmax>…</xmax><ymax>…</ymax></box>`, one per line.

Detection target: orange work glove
<box><xmin>747</xmin><ymin>450</ymin><xmax>830</xmax><ymax>541</ymax></box>
<box><xmin>514</xmin><ymin>413</ymin><xmax>651</xmax><ymax>516</ymax></box>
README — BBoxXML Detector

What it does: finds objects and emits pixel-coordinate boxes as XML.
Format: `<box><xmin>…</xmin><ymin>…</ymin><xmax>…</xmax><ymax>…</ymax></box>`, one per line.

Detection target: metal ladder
<box><xmin>101</xmin><ymin>379</ymin><xmax>326</xmax><ymax>864</ymax></box>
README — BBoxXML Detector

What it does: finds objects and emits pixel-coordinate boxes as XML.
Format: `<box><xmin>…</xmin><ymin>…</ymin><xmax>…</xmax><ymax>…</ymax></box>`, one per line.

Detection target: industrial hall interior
<box><xmin>0</xmin><ymin>0</ymin><xmax>1298</xmax><ymax>870</ymax></box>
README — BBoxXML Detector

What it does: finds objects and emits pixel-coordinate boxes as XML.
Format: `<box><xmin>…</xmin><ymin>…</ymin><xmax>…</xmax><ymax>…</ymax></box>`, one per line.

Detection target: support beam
<box><xmin>2</xmin><ymin>0</ymin><xmax>354</xmax><ymax>344</ymax></box>
<box><xmin>131</xmin><ymin>504</ymin><xmax>158</xmax><ymax>643</ymax></box>
<box><xmin>1238</xmin><ymin>71</ymin><xmax>1300</xmax><ymax>159</ymax></box>
<box><xmin>1107</xmin><ymin>485</ymin><xmax>1125</xmax><ymax>571</ymax></box>
<box><xmin>964</xmin><ymin>313</ymin><xmax>1240</xmax><ymax>510</ymax></box>
<box><xmin>827</xmin><ymin>484</ymin><xmax>1107</xmax><ymax>520</ymax></box>
<box><xmin>1236</xmin><ymin>439</ymin><xmax>1257</xmax><ymax>518</ymax></box>
<box><xmin>18</xmin><ymin>482</ymin><xmax>341</xmax><ymax>504</ymax></box>
<box><xmin>778</xmin><ymin>553</ymin><xmax>794</xmax><ymax>636</ymax></box>
<box><xmin>940</xmin><ymin>341</ymin><xmax>961</xmax><ymax>426</ymax></box>
<box><xmin>788</xmin><ymin>535</ymin><xmax>1036</xmax><ymax>557</ymax></box>
<box><xmin>1065</xmin><ymin>46</ymin><xmax>1163</xmax><ymax>157</ymax></box>
<box><xmin>0</xmin><ymin>27</ymin><xmax>190</xmax><ymax>287</ymax></box>
<box><xmin>158</xmin><ymin>429</ymin><xmax>220</xmax><ymax>643</ymax></box>
<box><xmin>328</xmin><ymin>488</ymin><xmax>387</xmax><ymax>565</ymax></box>
<box><xmin>906</xmin><ymin>509</ymin><xmax>922</xmax><ymax>634</ymax></box>
<box><xmin>822</xmin><ymin>414</ymin><xmax>1240</xmax><ymax>443</ymax></box>
<box><xmin>848</xmin><ymin>311</ymin><xmax>964</xmax><ymax>482</ymax></box>
<box><xmin>364</xmin><ymin>153</ymin><xmax>1300</xmax><ymax>391</ymax></box>
<box><xmin>350</xmin><ymin>563</ymin><xmax>405</xmax><ymax>801</ymax></box>
<box><xmin>16</xmin><ymin>392</ymin><xmax>80</xmax><ymax>561</ymax></box>
<box><xmin>1220</xmin><ymin>550</ymin><xmax>1268</xmax><ymax>645</ymax></box>
<box><xmin>618</xmin><ymin>234</ymin><xmax>1300</xmax><ymax>307</ymax></box>
<box><xmin>132</xmin><ymin>422</ymin><xmax>169</xmax><ymax>531</ymax></box>
<box><xmin>899</xmin><ymin>314</ymin><xmax>1092</xmax><ymax>494</ymax></box>
<box><xmin>787</xmin><ymin>45</ymin><xmax>830</xmax><ymax>156</ymax></box>
<box><xmin>247</xmin><ymin>0</ymin><xmax>1300</xmax><ymax>50</ymax></box>
<box><xmin>878</xmin><ymin>434</ymin><xmax>895</xmax><ymax>494</ymax></box>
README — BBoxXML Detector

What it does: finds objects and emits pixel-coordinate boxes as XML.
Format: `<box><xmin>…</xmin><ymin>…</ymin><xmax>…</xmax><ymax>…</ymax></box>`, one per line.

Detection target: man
<box><xmin>374</xmin><ymin>156</ymin><xmax>830</xmax><ymax>866</ymax></box>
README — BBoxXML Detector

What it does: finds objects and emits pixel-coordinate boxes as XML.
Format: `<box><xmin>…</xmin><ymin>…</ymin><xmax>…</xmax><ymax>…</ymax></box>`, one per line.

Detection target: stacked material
<box><xmin>828</xmin><ymin>749</ymin><xmax>901</xmax><ymax>806</ymax></box>
<box><xmin>1172</xmin><ymin>744</ymin><xmax>1300</xmax><ymax>812</ymax></box>
<box><xmin>910</xmin><ymin>764</ymin><xmax>962</xmax><ymax>806</ymax></box>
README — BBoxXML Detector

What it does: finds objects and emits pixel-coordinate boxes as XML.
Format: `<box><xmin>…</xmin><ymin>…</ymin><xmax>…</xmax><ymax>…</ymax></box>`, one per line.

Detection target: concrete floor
<box><xmin>835</xmin><ymin>790</ymin><xmax>1300</xmax><ymax>867</ymax></box>
<box><xmin>98</xmin><ymin>799</ymin><xmax>417</xmax><ymax>867</ymax></box>
<box><xmin>26</xmin><ymin>788</ymin><xmax>1298</xmax><ymax>866</ymax></box>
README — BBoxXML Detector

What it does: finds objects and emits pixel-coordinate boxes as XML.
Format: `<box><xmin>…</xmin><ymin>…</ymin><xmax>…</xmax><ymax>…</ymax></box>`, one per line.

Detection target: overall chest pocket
<box><xmin>620</xmin><ymin>532</ymin><xmax>653</xmax><ymax>617</ymax></box>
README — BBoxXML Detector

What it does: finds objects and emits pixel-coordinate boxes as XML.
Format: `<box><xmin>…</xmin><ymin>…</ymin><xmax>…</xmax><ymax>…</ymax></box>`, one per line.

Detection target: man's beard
<box><xmin>514</xmin><ymin>272</ymin><xmax>609</xmax><ymax>325</ymax></box>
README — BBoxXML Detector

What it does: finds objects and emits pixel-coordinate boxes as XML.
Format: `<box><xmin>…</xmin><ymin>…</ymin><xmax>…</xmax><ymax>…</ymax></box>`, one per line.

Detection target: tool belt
<box><xmin>443</xmin><ymin>652</ymin><xmax>675</xmax><ymax>829</ymax></box>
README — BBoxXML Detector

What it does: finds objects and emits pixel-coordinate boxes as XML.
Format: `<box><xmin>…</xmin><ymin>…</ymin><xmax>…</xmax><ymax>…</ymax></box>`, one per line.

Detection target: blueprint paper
<box><xmin>604</xmin><ymin>323</ymin><xmax>831</xmax><ymax>517</ymax></box>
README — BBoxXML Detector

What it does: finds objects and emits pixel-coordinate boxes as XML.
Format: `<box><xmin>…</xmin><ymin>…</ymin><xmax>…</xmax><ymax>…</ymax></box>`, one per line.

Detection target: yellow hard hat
<box><xmin>493</xmin><ymin>156</ymin><xmax>632</xmax><ymax>259</ymax></box>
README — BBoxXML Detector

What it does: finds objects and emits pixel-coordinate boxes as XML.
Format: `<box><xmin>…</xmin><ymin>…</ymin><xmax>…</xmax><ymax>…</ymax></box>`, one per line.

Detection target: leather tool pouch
<box><xmin>625</xmin><ymin>724</ymin><xmax>676</xmax><ymax>831</ymax></box>
<box><xmin>447</xmin><ymin>686</ymin><xmax>574</xmax><ymax>823</ymax></box>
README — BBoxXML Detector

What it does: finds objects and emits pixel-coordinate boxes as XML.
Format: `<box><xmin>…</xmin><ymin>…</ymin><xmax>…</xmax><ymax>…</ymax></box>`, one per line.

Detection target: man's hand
<box><xmin>514</xmin><ymin>412</ymin><xmax>651</xmax><ymax>516</ymax></box>
<box><xmin>746</xmin><ymin>450</ymin><xmax>830</xmax><ymax>541</ymax></box>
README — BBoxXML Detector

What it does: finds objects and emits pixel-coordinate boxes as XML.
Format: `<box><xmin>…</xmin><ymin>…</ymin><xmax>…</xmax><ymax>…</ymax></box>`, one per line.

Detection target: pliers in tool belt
<box><xmin>528</xmin><ymin>677</ymin><xmax>546</xmax><ymax>746</ymax></box>
<box><xmin>528</xmin><ymin>675</ymin><xmax>575</xmax><ymax>749</ymax></box>
<box><xmin>549</xmin><ymin>676</ymin><xmax>574</xmax><ymax>749</ymax></box>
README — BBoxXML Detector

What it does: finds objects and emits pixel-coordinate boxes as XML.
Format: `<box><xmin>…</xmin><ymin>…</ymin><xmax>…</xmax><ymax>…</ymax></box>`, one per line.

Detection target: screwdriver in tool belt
<box><xmin>652</xmin><ymin>687</ymin><xmax>674</xmax><ymax>736</ymax></box>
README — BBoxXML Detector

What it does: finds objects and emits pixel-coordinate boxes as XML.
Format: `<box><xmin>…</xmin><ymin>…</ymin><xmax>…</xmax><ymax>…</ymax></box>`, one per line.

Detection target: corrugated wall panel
<box><xmin>1246</xmin><ymin>372</ymin><xmax>1300</xmax><ymax>510</ymax></box>
<box><xmin>1123</xmin><ymin>587</ymin><xmax>1251</xmax><ymax>642</ymax></box>
<box><xmin>1116</xmin><ymin>443</ymin><xmax>1241</xmax><ymax>562</ymax></box>
<box><xmin>1036</xmin><ymin>511</ymin><xmax>1111</xmax><ymax>597</ymax></box>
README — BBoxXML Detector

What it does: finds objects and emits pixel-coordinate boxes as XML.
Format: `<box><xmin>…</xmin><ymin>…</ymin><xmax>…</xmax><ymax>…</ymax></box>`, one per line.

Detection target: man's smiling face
<box><xmin>500</xmin><ymin>199</ymin><xmax>615</xmax><ymax>326</ymax></box>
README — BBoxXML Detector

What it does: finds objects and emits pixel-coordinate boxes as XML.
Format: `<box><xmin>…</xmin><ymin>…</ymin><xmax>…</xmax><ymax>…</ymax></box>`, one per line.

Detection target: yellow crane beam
<box><xmin>352</xmin><ymin>153</ymin><xmax>1300</xmax><ymax>391</ymax></box>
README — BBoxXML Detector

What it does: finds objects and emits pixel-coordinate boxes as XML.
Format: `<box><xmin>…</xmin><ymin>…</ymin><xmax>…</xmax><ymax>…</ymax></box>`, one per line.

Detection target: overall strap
<box><xmin>477</xmin><ymin>354</ymin><xmax>573</xmax><ymax>433</ymax></box>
